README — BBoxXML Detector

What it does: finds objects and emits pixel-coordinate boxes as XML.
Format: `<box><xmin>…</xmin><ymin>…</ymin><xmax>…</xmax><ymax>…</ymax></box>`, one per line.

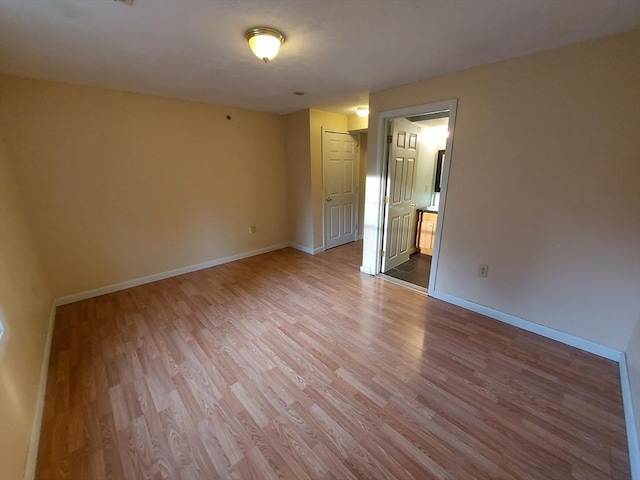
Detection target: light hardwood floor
<box><xmin>36</xmin><ymin>242</ymin><xmax>631</xmax><ymax>479</ymax></box>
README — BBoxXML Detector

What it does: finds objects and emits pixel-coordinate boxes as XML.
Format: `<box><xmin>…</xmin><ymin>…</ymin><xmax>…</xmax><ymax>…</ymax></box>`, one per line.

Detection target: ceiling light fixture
<box><xmin>356</xmin><ymin>107</ymin><xmax>369</xmax><ymax>118</ymax></box>
<box><xmin>245</xmin><ymin>27</ymin><xmax>285</xmax><ymax>63</ymax></box>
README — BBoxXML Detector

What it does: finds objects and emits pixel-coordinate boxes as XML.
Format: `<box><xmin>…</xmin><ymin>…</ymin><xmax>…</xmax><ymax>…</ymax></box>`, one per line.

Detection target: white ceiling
<box><xmin>0</xmin><ymin>0</ymin><xmax>638</xmax><ymax>116</ymax></box>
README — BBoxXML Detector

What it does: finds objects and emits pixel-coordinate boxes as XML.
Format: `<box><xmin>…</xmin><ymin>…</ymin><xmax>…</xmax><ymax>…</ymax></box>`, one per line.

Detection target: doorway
<box><xmin>360</xmin><ymin>99</ymin><xmax>457</xmax><ymax>295</ymax></box>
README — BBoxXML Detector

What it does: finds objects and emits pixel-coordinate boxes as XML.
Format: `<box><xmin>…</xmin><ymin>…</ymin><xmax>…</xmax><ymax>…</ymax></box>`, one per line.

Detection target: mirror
<box><xmin>434</xmin><ymin>149</ymin><xmax>445</xmax><ymax>193</ymax></box>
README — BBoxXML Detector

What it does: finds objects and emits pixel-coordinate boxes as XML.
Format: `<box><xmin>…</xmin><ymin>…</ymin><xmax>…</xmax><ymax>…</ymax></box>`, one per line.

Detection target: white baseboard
<box><xmin>27</xmin><ymin>243</ymin><xmax>289</xmax><ymax>476</ymax></box>
<box><xmin>379</xmin><ymin>273</ymin><xmax>427</xmax><ymax>294</ymax></box>
<box><xmin>429</xmin><ymin>290</ymin><xmax>640</xmax><ymax>474</ymax></box>
<box><xmin>289</xmin><ymin>243</ymin><xmax>314</xmax><ymax>255</ymax></box>
<box><xmin>429</xmin><ymin>290</ymin><xmax>622</xmax><ymax>361</ymax></box>
<box><xmin>24</xmin><ymin>301</ymin><xmax>57</xmax><ymax>480</ymax></box>
<box><xmin>620</xmin><ymin>353</ymin><xmax>640</xmax><ymax>480</ymax></box>
<box><xmin>22</xmin><ymin>251</ymin><xmax>639</xmax><ymax>479</ymax></box>
<box><xmin>289</xmin><ymin>243</ymin><xmax>325</xmax><ymax>255</ymax></box>
<box><xmin>54</xmin><ymin>243</ymin><xmax>289</xmax><ymax>306</ymax></box>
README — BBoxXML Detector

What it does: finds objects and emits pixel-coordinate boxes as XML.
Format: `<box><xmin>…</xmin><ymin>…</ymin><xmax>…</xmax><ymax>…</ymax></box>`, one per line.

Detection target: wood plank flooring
<box><xmin>36</xmin><ymin>242</ymin><xmax>631</xmax><ymax>479</ymax></box>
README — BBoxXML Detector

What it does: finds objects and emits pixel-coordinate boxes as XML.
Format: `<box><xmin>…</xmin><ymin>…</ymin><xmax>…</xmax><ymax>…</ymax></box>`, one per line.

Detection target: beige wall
<box><xmin>0</xmin><ymin>76</ymin><xmax>289</xmax><ymax>298</ymax></box>
<box><xmin>414</xmin><ymin>120</ymin><xmax>447</xmax><ymax>209</ymax></box>
<box><xmin>0</xmin><ymin>140</ymin><xmax>53</xmax><ymax>479</ymax></box>
<box><xmin>349</xmin><ymin>111</ymin><xmax>369</xmax><ymax>239</ymax></box>
<box><xmin>283</xmin><ymin>108</ymin><xmax>350</xmax><ymax>252</ymax></box>
<box><xmin>284</xmin><ymin>110</ymin><xmax>312</xmax><ymax>249</ymax></box>
<box><xmin>347</xmin><ymin>113</ymin><xmax>368</xmax><ymax>132</ymax></box>
<box><xmin>366</xmin><ymin>30</ymin><xmax>640</xmax><ymax>352</ymax></box>
<box><xmin>309</xmin><ymin>109</ymin><xmax>348</xmax><ymax>249</ymax></box>
<box><xmin>358</xmin><ymin>132</ymin><xmax>368</xmax><ymax>240</ymax></box>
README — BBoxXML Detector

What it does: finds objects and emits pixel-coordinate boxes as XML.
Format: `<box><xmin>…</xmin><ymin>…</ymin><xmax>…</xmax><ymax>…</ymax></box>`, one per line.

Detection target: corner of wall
<box><xmin>0</xmin><ymin>137</ymin><xmax>55</xmax><ymax>480</ymax></box>
<box><xmin>23</xmin><ymin>301</ymin><xmax>57</xmax><ymax>480</ymax></box>
<box><xmin>309</xmin><ymin>109</ymin><xmax>349</xmax><ymax>249</ymax></box>
<box><xmin>622</xmin><ymin>317</ymin><xmax>640</xmax><ymax>479</ymax></box>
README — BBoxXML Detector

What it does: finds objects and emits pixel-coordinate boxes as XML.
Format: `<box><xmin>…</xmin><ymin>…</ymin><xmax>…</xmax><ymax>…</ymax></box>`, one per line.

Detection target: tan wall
<box><xmin>0</xmin><ymin>76</ymin><xmax>289</xmax><ymax>298</ymax></box>
<box><xmin>0</xmin><ymin>140</ymin><xmax>53</xmax><ymax>479</ymax></box>
<box><xmin>309</xmin><ymin>109</ymin><xmax>348</xmax><ymax>249</ymax></box>
<box><xmin>284</xmin><ymin>110</ymin><xmax>312</xmax><ymax>249</ymax></box>
<box><xmin>366</xmin><ymin>30</ymin><xmax>640</xmax><ymax>351</ymax></box>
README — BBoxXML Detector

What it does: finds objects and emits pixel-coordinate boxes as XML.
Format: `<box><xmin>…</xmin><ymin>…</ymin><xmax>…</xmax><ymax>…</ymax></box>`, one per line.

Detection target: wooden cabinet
<box><xmin>416</xmin><ymin>211</ymin><xmax>437</xmax><ymax>255</ymax></box>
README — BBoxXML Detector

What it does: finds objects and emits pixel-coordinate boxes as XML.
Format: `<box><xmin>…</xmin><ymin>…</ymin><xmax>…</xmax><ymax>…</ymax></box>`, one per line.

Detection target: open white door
<box><xmin>381</xmin><ymin>118</ymin><xmax>420</xmax><ymax>272</ymax></box>
<box><xmin>323</xmin><ymin>131</ymin><xmax>359</xmax><ymax>249</ymax></box>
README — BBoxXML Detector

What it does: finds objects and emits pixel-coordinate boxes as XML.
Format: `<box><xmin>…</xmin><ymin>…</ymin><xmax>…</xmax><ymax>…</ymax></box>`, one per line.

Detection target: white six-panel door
<box><xmin>382</xmin><ymin>118</ymin><xmax>420</xmax><ymax>272</ymax></box>
<box><xmin>323</xmin><ymin>131</ymin><xmax>358</xmax><ymax>249</ymax></box>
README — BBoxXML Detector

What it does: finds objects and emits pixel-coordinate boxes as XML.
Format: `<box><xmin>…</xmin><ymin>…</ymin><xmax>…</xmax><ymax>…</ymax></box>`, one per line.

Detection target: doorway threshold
<box><xmin>378</xmin><ymin>274</ymin><xmax>428</xmax><ymax>295</ymax></box>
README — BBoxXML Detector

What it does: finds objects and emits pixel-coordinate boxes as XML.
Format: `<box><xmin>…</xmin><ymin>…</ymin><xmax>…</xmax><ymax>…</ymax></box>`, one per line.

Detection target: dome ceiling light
<box><xmin>245</xmin><ymin>27</ymin><xmax>285</xmax><ymax>63</ymax></box>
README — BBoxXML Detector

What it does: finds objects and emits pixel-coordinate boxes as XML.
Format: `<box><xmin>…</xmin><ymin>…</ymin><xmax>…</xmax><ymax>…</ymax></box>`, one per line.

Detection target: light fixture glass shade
<box><xmin>356</xmin><ymin>107</ymin><xmax>369</xmax><ymax>117</ymax></box>
<box><xmin>246</xmin><ymin>27</ymin><xmax>285</xmax><ymax>62</ymax></box>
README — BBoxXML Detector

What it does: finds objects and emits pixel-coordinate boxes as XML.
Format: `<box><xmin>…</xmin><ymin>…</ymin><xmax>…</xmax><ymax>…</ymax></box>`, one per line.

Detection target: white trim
<box><xmin>289</xmin><ymin>243</ymin><xmax>315</xmax><ymax>255</ymax></box>
<box><xmin>55</xmin><ymin>243</ymin><xmax>289</xmax><ymax>306</ymax></box>
<box><xmin>405</xmin><ymin>284</ymin><xmax>640</xmax><ymax>475</ymax></box>
<box><xmin>24</xmin><ymin>301</ymin><xmax>57</xmax><ymax>480</ymax></box>
<box><xmin>378</xmin><ymin>274</ymin><xmax>428</xmax><ymax>295</ymax></box>
<box><xmin>322</xmin><ymin>128</ymin><xmax>352</xmax><ymax>135</ymax></box>
<box><xmin>620</xmin><ymin>353</ymin><xmax>640</xmax><ymax>480</ymax></box>
<box><xmin>429</xmin><ymin>290</ymin><xmax>622</xmax><ymax>361</ymax></box>
<box><xmin>427</xmin><ymin>102</ymin><xmax>457</xmax><ymax>293</ymax></box>
<box><xmin>289</xmin><ymin>243</ymin><xmax>325</xmax><ymax>255</ymax></box>
<box><xmin>21</xmin><ymin>244</ymin><xmax>639</xmax><ymax>480</ymax></box>
<box><xmin>372</xmin><ymin>114</ymin><xmax>389</xmax><ymax>274</ymax></box>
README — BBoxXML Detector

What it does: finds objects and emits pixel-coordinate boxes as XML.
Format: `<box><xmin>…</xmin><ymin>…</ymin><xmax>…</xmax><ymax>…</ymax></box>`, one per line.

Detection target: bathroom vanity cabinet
<box><xmin>416</xmin><ymin>210</ymin><xmax>437</xmax><ymax>255</ymax></box>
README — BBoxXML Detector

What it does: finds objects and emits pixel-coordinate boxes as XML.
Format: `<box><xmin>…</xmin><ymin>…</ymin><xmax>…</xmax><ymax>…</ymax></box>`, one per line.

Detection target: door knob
<box><xmin>326</xmin><ymin>197</ymin><xmax>332</xmax><ymax>202</ymax></box>
<box><xmin>410</xmin><ymin>203</ymin><xmax>416</xmax><ymax>207</ymax></box>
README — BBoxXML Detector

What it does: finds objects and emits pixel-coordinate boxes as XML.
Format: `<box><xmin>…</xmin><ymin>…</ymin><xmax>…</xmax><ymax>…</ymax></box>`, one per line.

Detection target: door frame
<box><xmin>361</xmin><ymin>99</ymin><xmax>457</xmax><ymax>294</ymax></box>
<box><xmin>322</xmin><ymin>128</ymin><xmax>360</xmax><ymax>250</ymax></box>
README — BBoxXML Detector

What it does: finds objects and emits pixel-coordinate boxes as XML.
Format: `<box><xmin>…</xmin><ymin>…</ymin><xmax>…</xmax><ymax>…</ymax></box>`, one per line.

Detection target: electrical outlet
<box><xmin>247</xmin><ymin>225</ymin><xmax>257</xmax><ymax>234</ymax></box>
<box><xmin>478</xmin><ymin>265</ymin><xmax>489</xmax><ymax>278</ymax></box>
